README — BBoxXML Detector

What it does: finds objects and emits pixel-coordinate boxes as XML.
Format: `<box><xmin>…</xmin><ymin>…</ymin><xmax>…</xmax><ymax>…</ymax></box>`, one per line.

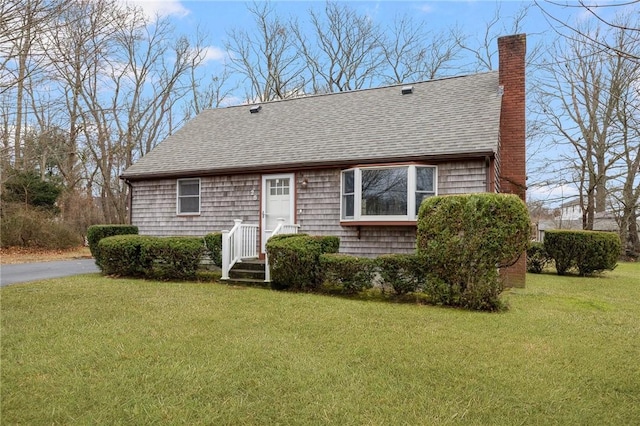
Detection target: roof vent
<box><xmin>249</xmin><ymin>105</ymin><xmax>262</xmax><ymax>114</ymax></box>
<box><xmin>401</xmin><ymin>85</ymin><xmax>413</xmax><ymax>95</ymax></box>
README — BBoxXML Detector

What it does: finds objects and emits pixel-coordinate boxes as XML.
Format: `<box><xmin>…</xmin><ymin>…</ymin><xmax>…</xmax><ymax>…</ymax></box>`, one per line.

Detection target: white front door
<box><xmin>261</xmin><ymin>173</ymin><xmax>295</xmax><ymax>252</ymax></box>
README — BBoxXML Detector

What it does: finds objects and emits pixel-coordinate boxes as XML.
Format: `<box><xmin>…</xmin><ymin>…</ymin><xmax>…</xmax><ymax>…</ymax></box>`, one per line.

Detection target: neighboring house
<box><xmin>559</xmin><ymin>198</ymin><xmax>583</xmax><ymax>222</ymax></box>
<box><xmin>121</xmin><ymin>34</ymin><xmax>527</xmax><ymax>287</ymax></box>
<box><xmin>532</xmin><ymin>219</ymin><xmax>556</xmax><ymax>243</ymax></box>
<box><xmin>536</xmin><ymin>205</ymin><xmax>639</xmax><ymax>249</ymax></box>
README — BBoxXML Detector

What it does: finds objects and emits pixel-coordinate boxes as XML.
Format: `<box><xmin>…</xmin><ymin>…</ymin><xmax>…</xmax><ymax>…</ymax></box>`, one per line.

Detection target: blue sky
<box><xmin>131</xmin><ymin>1</ymin><xmax>555</xmax><ymax>63</ymax></box>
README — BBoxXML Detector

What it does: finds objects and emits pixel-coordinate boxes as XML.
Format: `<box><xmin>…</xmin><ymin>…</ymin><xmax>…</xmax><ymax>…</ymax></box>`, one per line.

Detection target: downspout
<box><xmin>485</xmin><ymin>156</ymin><xmax>492</xmax><ymax>192</ymax></box>
<box><xmin>123</xmin><ymin>178</ymin><xmax>133</xmax><ymax>225</ymax></box>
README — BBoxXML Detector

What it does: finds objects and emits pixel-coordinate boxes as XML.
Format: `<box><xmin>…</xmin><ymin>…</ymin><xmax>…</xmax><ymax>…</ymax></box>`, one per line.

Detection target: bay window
<box><xmin>341</xmin><ymin>165</ymin><xmax>436</xmax><ymax>221</ymax></box>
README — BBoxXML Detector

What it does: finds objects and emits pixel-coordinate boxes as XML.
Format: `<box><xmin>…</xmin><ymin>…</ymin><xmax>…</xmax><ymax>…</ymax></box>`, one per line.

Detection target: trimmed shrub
<box><xmin>87</xmin><ymin>224</ymin><xmax>138</xmax><ymax>269</ymax></box>
<box><xmin>266</xmin><ymin>234</ymin><xmax>339</xmax><ymax>291</ymax></box>
<box><xmin>318</xmin><ymin>235</ymin><xmax>340</xmax><ymax>255</ymax></box>
<box><xmin>421</xmin><ymin>273</ymin><xmax>456</xmax><ymax>306</ymax></box>
<box><xmin>544</xmin><ymin>231</ymin><xmax>577</xmax><ymax>275</ymax></box>
<box><xmin>268</xmin><ymin>233</ymin><xmax>309</xmax><ymax>245</ymax></box>
<box><xmin>416</xmin><ymin>193</ymin><xmax>530</xmax><ymax>311</ymax></box>
<box><xmin>544</xmin><ymin>230</ymin><xmax>620</xmax><ymax>276</ymax></box>
<box><xmin>98</xmin><ymin>235</ymin><xmax>205</xmax><ymax>280</ymax></box>
<box><xmin>140</xmin><ymin>236</ymin><xmax>205</xmax><ymax>280</ymax></box>
<box><xmin>376</xmin><ymin>254</ymin><xmax>424</xmax><ymax>295</ymax></box>
<box><xmin>204</xmin><ymin>232</ymin><xmax>223</xmax><ymax>267</ymax></box>
<box><xmin>98</xmin><ymin>235</ymin><xmax>150</xmax><ymax>277</ymax></box>
<box><xmin>527</xmin><ymin>242</ymin><xmax>550</xmax><ymax>274</ymax></box>
<box><xmin>320</xmin><ymin>253</ymin><xmax>375</xmax><ymax>294</ymax></box>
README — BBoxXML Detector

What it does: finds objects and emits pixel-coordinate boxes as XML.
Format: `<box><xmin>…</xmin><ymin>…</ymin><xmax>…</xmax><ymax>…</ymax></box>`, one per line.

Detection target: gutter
<box><xmin>120</xmin><ymin>151</ymin><xmax>497</xmax><ymax>182</ymax></box>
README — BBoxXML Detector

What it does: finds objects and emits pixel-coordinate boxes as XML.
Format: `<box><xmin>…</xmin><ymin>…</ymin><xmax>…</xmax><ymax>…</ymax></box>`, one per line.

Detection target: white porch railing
<box><xmin>221</xmin><ymin>219</ymin><xmax>259</xmax><ymax>280</ymax></box>
<box><xmin>264</xmin><ymin>218</ymin><xmax>300</xmax><ymax>282</ymax></box>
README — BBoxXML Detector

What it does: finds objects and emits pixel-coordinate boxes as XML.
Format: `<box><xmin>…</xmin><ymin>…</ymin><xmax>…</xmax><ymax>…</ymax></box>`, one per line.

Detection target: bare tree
<box><xmin>380</xmin><ymin>15</ymin><xmax>463</xmax><ymax>84</ymax></box>
<box><xmin>295</xmin><ymin>1</ymin><xmax>384</xmax><ymax>93</ymax></box>
<box><xmin>185</xmin><ymin>69</ymin><xmax>234</xmax><ymax>119</ymax></box>
<box><xmin>225</xmin><ymin>2</ymin><xmax>304</xmax><ymax>102</ymax></box>
<box><xmin>0</xmin><ymin>0</ymin><xmax>65</xmax><ymax>170</ymax></box>
<box><xmin>534</xmin><ymin>17</ymin><xmax>640</xmax><ymax>234</ymax></box>
<box><xmin>608</xmin><ymin>56</ymin><xmax>640</xmax><ymax>256</ymax></box>
<box><xmin>536</xmin><ymin>0</ymin><xmax>640</xmax><ymax>63</ymax></box>
<box><xmin>456</xmin><ymin>4</ymin><xmax>536</xmax><ymax>72</ymax></box>
<box><xmin>185</xmin><ymin>28</ymin><xmax>235</xmax><ymax>120</ymax></box>
<box><xmin>23</xmin><ymin>0</ymin><xmax>209</xmax><ymax>223</ymax></box>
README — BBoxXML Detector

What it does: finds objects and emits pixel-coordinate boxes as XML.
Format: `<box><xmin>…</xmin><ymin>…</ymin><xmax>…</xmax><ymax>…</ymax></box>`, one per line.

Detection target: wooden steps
<box><xmin>226</xmin><ymin>259</ymin><xmax>266</xmax><ymax>285</ymax></box>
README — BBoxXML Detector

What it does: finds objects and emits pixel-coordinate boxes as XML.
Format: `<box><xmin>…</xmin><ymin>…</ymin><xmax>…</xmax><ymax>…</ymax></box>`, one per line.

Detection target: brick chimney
<box><xmin>498</xmin><ymin>34</ymin><xmax>527</xmax><ymax>288</ymax></box>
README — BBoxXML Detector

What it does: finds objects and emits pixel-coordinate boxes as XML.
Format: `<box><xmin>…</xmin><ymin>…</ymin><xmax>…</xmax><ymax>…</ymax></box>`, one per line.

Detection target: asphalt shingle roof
<box><xmin>122</xmin><ymin>71</ymin><xmax>502</xmax><ymax>180</ymax></box>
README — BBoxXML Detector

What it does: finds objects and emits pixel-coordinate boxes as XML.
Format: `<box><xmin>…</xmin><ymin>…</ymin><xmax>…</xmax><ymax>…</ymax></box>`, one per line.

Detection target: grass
<box><xmin>2</xmin><ymin>263</ymin><xmax>639</xmax><ymax>424</ymax></box>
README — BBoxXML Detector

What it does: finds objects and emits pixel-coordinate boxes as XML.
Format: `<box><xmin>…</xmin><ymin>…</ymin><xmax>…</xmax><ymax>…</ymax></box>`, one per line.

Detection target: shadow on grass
<box><xmin>194</xmin><ymin>270</ymin><xmax>495</xmax><ymax>312</ymax></box>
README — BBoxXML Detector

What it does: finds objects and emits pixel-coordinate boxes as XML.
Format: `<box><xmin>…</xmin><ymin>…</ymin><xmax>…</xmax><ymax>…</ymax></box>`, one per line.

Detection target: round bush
<box><xmin>544</xmin><ymin>230</ymin><xmax>620</xmax><ymax>276</ymax></box>
<box><xmin>266</xmin><ymin>234</ymin><xmax>339</xmax><ymax>291</ymax></box>
<box><xmin>416</xmin><ymin>193</ymin><xmax>530</xmax><ymax>311</ymax></box>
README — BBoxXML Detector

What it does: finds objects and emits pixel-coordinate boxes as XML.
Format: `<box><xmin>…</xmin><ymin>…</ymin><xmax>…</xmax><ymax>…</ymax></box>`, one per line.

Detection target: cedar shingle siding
<box><xmin>131</xmin><ymin>160</ymin><xmax>486</xmax><ymax>257</ymax></box>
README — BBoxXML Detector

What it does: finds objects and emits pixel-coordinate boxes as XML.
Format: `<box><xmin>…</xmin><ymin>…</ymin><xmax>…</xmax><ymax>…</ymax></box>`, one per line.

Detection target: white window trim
<box><xmin>340</xmin><ymin>165</ymin><xmax>437</xmax><ymax>222</ymax></box>
<box><xmin>341</xmin><ymin>169</ymin><xmax>356</xmax><ymax>220</ymax></box>
<box><xmin>176</xmin><ymin>178</ymin><xmax>201</xmax><ymax>215</ymax></box>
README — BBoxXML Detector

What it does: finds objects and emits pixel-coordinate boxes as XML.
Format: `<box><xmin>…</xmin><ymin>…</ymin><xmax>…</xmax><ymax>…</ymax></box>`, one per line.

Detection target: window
<box><xmin>362</xmin><ymin>168</ymin><xmax>407</xmax><ymax>216</ymax></box>
<box><xmin>177</xmin><ymin>178</ymin><xmax>200</xmax><ymax>215</ymax></box>
<box><xmin>341</xmin><ymin>166</ymin><xmax>436</xmax><ymax>221</ymax></box>
<box><xmin>415</xmin><ymin>166</ymin><xmax>436</xmax><ymax>215</ymax></box>
<box><xmin>269</xmin><ymin>178</ymin><xmax>290</xmax><ymax>196</ymax></box>
<box><xmin>342</xmin><ymin>170</ymin><xmax>355</xmax><ymax>219</ymax></box>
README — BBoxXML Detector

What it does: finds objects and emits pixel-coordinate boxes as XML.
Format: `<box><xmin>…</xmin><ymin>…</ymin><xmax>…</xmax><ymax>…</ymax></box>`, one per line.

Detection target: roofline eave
<box><xmin>120</xmin><ymin>150</ymin><xmax>497</xmax><ymax>182</ymax></box>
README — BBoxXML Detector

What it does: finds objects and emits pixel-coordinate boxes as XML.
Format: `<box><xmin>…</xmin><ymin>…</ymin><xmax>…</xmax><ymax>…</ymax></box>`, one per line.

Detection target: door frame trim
<box><xmin>260</xmin><ymin>172</ymin><xmax>296</xmax><ymax>254</ymax></box>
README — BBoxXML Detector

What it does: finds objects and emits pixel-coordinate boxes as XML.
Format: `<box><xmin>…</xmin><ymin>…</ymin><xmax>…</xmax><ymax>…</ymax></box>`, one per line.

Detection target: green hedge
<box><xmin>376</xmin><ymin>254</ymin><xmax>424</xmax><ymax>295</ymax></box>
<box><xmin>98</xmin><ymin>234</ymin><xmax>150</xmax><ymax>277</ymax></box>
<box><xmin>527</xmin><ymin>242</ymin><xmax>550</xmax><ymax>274</ymax></box>
<box><xmin>416</xmin><ymin>194</ymin><xmax>530</xmax><ymax>311</ymax></box>
<box><xmin>266</xmin><ymin>234</ymin><xmax>339</xmax><ymax>291</ymax></box>
<box><xmin>87</xmin><ymin>225</ymin><xmax>138</xmax><ymax>269</ymax></box>
<box><xmin>140</xmin><ymin>236</ymin><xmax>205</xmax><ymax>280</ymax></box>
<box><xmin>98</xmin><ymin>235</ymin><xmax>205</xmax><ymax>280</ymax></box>
<box><xmin>203</xmin><ymin>233</ymin><xmax>223</xmax><ymax>267</ymax></box>
<box><xmin>544</xmin><ymin>230</ymin><xmax>620</xmax><ymax>276</ymax></box>
<box><xmin>318</xmin><ymin>235</ymin><xmax>340</xmax><ymax>255</ymax></box>
<box><xmin>320</xmin><ymin>253</ymin><xmax>375</xmax><ymax>294</ymax></box>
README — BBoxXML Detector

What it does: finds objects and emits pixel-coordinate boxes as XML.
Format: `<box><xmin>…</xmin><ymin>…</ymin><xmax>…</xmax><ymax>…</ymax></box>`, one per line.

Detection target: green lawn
<box><xmin>2</xmin><ymin>263</ymin><xmax>639</xmax><ymax>424</ymax></box>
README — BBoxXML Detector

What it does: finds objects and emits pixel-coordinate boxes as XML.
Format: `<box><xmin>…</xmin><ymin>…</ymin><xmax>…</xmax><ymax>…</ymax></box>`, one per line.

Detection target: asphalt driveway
<box><xmin>0</xmin><ymin>260</ymin><xmax>99</xmax><ymax>286</ymax></box>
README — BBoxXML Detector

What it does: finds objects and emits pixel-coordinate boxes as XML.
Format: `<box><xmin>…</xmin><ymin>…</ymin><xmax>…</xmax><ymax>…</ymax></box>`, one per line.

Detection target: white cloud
<box><xmin>419</xmin><ymin>4</ymin><xmax>434</xmax><ymax>14</ymax></box>
<box><xmin>125</xmin><ymin>0</ymin><xmax>190</xmax><ymax>19</ymax></box>
<box><xmin>528</xmin><ymin>183</ymin><xmax>580</xmax><ymax>206</ymax></box>
<box><xmin>201</xmin><ymin>46</ymin><xmax>227</xmax><ymax>64</ymax></box>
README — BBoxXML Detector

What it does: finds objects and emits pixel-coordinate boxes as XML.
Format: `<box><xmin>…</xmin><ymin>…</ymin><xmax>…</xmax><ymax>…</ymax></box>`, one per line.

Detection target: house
<box><xmin>121</xmin><ymin>34</ymin><xmax>527</xmax><ymax>287</ymax></box>
<box><xmin>558</xmin><ymin>198</ymin><xmax>583</xmax><ymax>222</ymax></box>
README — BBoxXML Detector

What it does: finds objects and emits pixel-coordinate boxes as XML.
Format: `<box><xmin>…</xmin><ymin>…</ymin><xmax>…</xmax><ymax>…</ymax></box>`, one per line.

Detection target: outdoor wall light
<box><xmin>301</xmin><ymin>179</ymin><xmax>308</xmax><ymax>188</ymax></box>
